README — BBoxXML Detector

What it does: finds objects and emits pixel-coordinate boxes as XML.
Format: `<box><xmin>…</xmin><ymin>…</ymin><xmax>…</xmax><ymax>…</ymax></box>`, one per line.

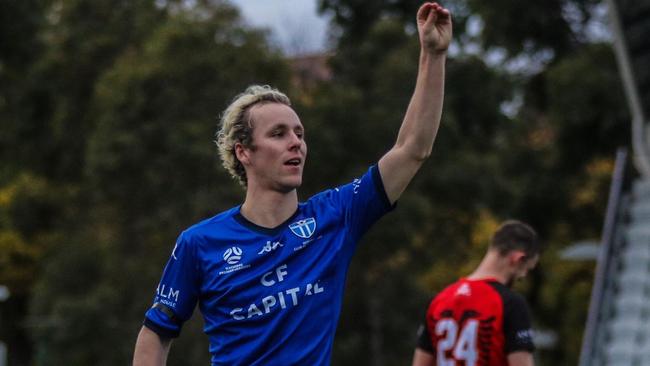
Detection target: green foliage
<box><xmin>0</xmin><ymin>174</ymin><xmax>67</xmax><ymax>293</ymax></box>
<box><xmin>0</xmin><ymin>0</ymin><xmax>632</xmax><ymax>365</ymax></box>
<box><xmin>2</xmin><ymin>0</ymin><xmax>288</xmax><ymax>364</ymax></box>
<box><xmin>314</xmin><ymin>1</ymin><xmax>628</xmax><ymax>365</ymax></box>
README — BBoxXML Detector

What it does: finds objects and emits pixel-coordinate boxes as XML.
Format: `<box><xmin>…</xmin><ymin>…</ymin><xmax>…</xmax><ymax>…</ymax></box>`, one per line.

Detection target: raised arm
<box><xmin>378</xmin><ymin>2</ymin><xmax>452</xmax><ymax>204</ymax></box>
<box><xmin>133</xmin><ymin>326</ymin><xmax>172</xmax><ymax>366</ymax></box>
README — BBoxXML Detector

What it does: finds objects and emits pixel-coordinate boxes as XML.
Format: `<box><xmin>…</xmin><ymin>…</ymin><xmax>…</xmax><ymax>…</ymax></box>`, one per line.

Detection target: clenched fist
<box><xmin>417</xmin><ymin>2</ymin><xmax>452</xmax><ymax>55</ymax></box>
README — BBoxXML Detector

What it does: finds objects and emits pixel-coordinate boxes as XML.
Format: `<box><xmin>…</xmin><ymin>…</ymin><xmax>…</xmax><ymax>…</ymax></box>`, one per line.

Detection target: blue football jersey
<box><xmin>144</xmin><ymin>165</ymin><xmax>393</xmax><ymax>365</ymax></box>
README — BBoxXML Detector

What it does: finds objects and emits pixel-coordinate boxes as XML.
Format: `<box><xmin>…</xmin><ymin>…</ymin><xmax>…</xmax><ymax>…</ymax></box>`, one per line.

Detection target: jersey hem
<box><xmin>506</xmin><ymin>344</ymin><xmax>536</xmax><ymax>354</ymax></box>
<box><xmin>143</xmin><ymin>318</ymin><xmax>180</xmax><ymax>339</ymax></box>
<box><xmin>371</xmin><ymin>164</ymin><xmax>396</xmax><ymax>210</ymax></box>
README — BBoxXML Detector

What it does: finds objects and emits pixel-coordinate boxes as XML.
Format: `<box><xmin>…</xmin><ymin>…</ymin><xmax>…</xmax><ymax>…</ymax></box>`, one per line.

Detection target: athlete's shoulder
<box><xmin>302</xmin><ymin>184</ymin><xmax>346</xmax><ymax>214</ymax></box>
<box><xmin>430</xmin><ymin>279</ymin><xmax>464</xmax><ymax>303</ymax></box>
<box><xmin>487</xmin><ymin>281</ymin><xmax>530</xmax><ymax>308</ymax></box>
<box><xmin>180</xmin><ymin>206</ymin><xmax>240</xmax><ymax>241</ymax></box>
<box><xmin>486</xmin><ymin>281</ymin><xmax>516</xmax><ymax>298</ymax></box>
<box><xmin>305</xmin><ymin>165</ymin><xmax>380</xmax><ymax>205</ymax></box>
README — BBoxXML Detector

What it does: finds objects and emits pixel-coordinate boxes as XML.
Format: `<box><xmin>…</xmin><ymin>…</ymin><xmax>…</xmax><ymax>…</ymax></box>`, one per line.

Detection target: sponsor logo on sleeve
<box><xmin>352</xmin><ymin>178</ymin><xmax>361</xmax><ymax>194</ymax></box>
<box><xmin>156</xmin><ymin>283</ymin><xmax>181</xmax><ymax>308</ymax></box>
<box><xmin>516</xmin><ymin>329</ymin><xmax>535</xmax><ymax>343</ymax></box>
<box><xmin>171</xmin><ymin>242</ymin><xmax>179</xmax><ymax>260</ymax></box>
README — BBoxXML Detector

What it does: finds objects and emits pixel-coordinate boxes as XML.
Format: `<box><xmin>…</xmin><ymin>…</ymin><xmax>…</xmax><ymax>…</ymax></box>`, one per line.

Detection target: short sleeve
<box><xmin>416</xmin><ymin>297</ymin><xmax>435</xmax><ymax>354</ymax></box>
<box><xmin>416</xmin><ymin>321</ymin><xmax>435</xmax><ymax>354</ymax></box>
<box><xmin>143</xmin><ymin>233</ymin><xmax>201</xmax><ymax>338</ymax></box>
<box><xmin>503</xmin><ymin>292</ymin><xmax>535</xmax><ymax>354</ymax></box>
<box><xmin>327</xmin><ymin>165</ymin><xmax>394</xmax><ymax>242</ymax></box>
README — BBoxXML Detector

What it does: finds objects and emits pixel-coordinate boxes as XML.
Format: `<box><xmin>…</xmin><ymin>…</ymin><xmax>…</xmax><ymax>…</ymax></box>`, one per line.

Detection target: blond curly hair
<box><xmin>216</xmin><ymin>85</ymin><xmax>291</xmax><ymax>187</ymax></box>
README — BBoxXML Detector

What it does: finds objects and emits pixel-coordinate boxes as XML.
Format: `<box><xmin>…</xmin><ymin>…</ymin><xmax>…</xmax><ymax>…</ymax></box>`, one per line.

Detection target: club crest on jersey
<box><xmin>223</xmin><ymin>247</ymin><xmax>243</xmax><ymax>265</ymax></box>
<box><xmin>289</xmin><ymin>217</ymin><xmax>316</xmax><ymax>239</ymax></box>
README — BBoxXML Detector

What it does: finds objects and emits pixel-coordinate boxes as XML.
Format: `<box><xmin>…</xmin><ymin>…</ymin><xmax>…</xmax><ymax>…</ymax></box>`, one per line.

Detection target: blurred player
<box><xmin>412</xmin><ymin>220</ymin><xmax>541</xmax><ymax>366</ymax></box>
<box><xmin>133</xmin><ymin>2</ymin><xmax>452</xmax><ymax>365</ymax></box>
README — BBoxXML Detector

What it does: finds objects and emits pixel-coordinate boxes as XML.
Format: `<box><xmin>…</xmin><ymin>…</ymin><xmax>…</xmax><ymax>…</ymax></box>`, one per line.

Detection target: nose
<box><xmin>288</xmin><ymin>131</ymin><xmax>302</xmax><ymax>150</ymax></box>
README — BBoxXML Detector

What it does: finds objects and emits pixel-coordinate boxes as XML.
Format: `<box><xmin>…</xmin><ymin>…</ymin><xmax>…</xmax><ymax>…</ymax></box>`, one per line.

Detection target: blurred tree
<box><xmin>466</xmin><ymin>0</ymin><xmax>603</xmax><ymax>57</ymax></box>
<box><xmin>296</xmin><ymin>9</ymin><xmax>521</xmax><ymax>363</ymax></box>
<box><xmin>9</xmin><ymin>0</ymin><xmax>289</xmax><ymax>364</ymax></box>
<box><xmin>0</xmin><ymin>0</ymin><xmax>632</xmax><ymax>365</ymax></box>
<box><xmin>0</xmin><ymin>0</ymin><xmax>50</xmax><ymax>181</ymax></box>
<box><xmin>310</xmin><ymin>1</ymin><xmax>629</xmax><ymax>365</ymax></box>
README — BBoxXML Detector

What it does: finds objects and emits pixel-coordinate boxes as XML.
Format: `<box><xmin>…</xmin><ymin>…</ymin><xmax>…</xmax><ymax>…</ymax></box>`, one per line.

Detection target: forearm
<box><xmin>377</xmin><ymin>2</ymin><xmax>451</xmax><ymax>203</ymax></box>
<box><xmin>411</xmin><ymin>348</ymin><xmax>436</xmax><ymax>366</ymax></box>
<box><xmin>133</xmin><ymin>326</ymin><xmax>172</xmax><ymax>366</ymax></box>
<box><xmin>394</xmin><ymin>50</ymin><xmax>447</xmax><ymax>160</ymax></box>
<box><xmin>507</xmin><ymin>351</ymin><xmax>535</xmax><ymax>366</ymax></box>
<box><xmin>377</xmin><ymin>50</ymin><xmax>446</xmax><ymax>203</ymax></box>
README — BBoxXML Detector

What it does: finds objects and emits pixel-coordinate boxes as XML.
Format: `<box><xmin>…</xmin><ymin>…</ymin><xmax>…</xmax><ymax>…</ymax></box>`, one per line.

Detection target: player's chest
<box><xmin>201</xmin><ymin>214</ymin><xmax>346</xmax><ymax>291</ymax></box>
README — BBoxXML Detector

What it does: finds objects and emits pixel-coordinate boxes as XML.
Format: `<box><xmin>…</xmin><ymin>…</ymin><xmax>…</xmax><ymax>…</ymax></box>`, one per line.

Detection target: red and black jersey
<box><xmin>416</xmin><ymin>278</ymin><xmax>535</xmax><ymax>366</ymax></box>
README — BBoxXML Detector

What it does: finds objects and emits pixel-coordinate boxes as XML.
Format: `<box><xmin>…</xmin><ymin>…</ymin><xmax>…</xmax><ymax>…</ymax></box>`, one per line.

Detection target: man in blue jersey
<box><xmin>133</xmin><ymin>2</ymin><xmax>452</xmax><ymax>365</ymax></box>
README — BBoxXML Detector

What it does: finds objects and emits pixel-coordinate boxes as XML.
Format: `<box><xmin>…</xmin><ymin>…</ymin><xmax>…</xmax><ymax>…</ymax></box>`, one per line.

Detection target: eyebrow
<box><xmin>267</xmin><ymin>123</ymin><xmax>303</xmax><ymax>132</ymax></box>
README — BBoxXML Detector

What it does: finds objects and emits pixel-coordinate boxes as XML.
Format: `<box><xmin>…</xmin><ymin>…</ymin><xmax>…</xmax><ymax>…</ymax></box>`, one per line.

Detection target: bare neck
<box><xmin>240</xmin><ymin>186</ymin><xmax>299</xmax><ymax>229</ymax></box>
<box><xmin>467</xmin><ymin>250</ymin><xmax>510</xmax><ymax>285</ymax></box>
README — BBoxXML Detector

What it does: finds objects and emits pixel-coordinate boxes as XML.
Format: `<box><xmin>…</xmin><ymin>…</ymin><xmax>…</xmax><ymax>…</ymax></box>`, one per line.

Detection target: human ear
<box><xmin>235</xmin><ymin>143</ymin><xmax>250</xmax><ymax>166</ymax></box>
<box><xmin>509</xmin><ymin>250</ymin><xmax>527</xmax><ymax>265</ymax></box>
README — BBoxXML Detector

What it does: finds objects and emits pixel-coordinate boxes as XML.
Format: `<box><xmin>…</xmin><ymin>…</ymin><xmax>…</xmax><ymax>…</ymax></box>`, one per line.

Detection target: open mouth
<box><xmin>284</xmin><ymin>158</ymin><xmax>301</xmax><ymax>166</ymax></box>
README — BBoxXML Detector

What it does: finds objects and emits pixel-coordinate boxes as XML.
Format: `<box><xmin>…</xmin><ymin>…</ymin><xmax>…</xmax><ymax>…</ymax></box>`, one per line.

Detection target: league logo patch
<box><xmin>289</xmin><ymin>217</ymin><xmax>316</xmax><ymax>239</ymax></box>
<box><xmin>223</xmin><ymin>247</ymin><xmax>243</xmax><ymax>265</ymax></box>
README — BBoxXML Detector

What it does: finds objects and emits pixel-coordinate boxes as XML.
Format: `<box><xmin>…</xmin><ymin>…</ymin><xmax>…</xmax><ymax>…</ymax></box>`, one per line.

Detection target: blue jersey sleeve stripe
<box><xmin>371</xmin><ymin>164</ymin><xmax>395</xmax><ymax>210</ymax></box>
<box><xmin>143</xmin><ymin>317</ymin><xmax>180</xmax><ymax>339</ymax></box>
<box><xmin>152</xmin><ymin>302</ymin><xmax>180</xmax><ymax>324</ymax></box>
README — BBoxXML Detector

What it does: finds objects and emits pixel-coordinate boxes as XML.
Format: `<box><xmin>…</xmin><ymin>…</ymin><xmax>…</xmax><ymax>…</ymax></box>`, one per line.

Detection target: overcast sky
<box><xmin>229</xmin><ymin>0</ymin><xmax>331</xmax><ymax>55</ymax></box>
